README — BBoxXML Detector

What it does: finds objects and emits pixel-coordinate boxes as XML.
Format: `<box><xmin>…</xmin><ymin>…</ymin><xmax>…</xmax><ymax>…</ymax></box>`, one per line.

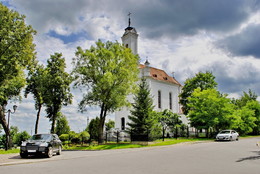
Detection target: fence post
<box><xmin>187</xmin><ymin>126</ymin><xmax>189</xmax><ymax>138</ymax></box>
<box><xmin>162</xmin><ymin>127</ymin><xmax>165</xmax><ymax>141</ymax></box>
<box><xmin>130</xmin><ymin>130</ymin><xmax>132</xmax><ymax>142</ymax></box>
<box><xmin>116</xmin><ymin>130</ymin><xmax>119</xmax><ymax>143</ymax></box>
<box><xmin>147</xmin><ymin>128</ymin><xmax>149</xmax><ymax>142</ymax></box>
<box><xmin>175</xmin><ymin>126</ymin><xmax>178</xmax><ymax>139</ymax></box>
<box><xmin>105</xmin><ymin>132</ymin><xmax>108</xmax><ymax>143</ymax></box>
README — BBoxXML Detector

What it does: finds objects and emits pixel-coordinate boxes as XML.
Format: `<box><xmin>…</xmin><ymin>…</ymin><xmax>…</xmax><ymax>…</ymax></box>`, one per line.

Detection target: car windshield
<box><xmin>29</xmin><ymin>134</ymin><xmax>52</xmax><ymax>141</ymax></box>
<box><xmin>219</xmin><ymin>130</ymin><xmax>231</xmax><ymax>134</ymax></box>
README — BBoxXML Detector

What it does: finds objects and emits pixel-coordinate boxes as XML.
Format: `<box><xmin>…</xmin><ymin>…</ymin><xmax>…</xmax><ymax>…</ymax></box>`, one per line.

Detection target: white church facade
<box><xmin>115</xmin><ymin>17</ymin><xmax>185</xmax><ymax>130</ymax></box>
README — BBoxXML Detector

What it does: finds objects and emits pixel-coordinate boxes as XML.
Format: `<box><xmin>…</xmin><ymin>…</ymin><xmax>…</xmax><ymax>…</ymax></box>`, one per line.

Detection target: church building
<box><xmin>115</xmin><ymin>16</ymin><xmax>184</xmax><ymax>130</ymax></box>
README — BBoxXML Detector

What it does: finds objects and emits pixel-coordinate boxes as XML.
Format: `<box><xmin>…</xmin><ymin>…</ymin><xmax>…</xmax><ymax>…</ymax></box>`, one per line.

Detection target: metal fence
<box><xmin>103</xmin><ymin>127</ymin><xmax>212</xmax><ymax>143</ymax></box>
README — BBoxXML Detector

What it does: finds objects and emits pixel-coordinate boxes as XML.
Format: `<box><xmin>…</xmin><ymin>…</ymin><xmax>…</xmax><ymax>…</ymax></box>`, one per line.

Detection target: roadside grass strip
<box><xmin>0</xmin><ymin>149</ymin><xmax>20</xmax><ymax>154</ymax></box>
<box><xmin>62</xmin><ymin>138</ymin><xmax>211</xmax><ymax>151</ymax></box>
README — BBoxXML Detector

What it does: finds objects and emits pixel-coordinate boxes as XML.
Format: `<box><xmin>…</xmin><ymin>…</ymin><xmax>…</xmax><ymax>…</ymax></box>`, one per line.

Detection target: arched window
<box><xmin>121</xmin><ymin>117</ymin><xmax>125</xmax><ymax>130</ymax></box>
<box><xmin>169</xmin><ymin>92</ymin><xmax>172</xmax><ymax>110</ymax></box>
<box><xmin>158</xmin><ymin>90</ymin><xmax>161</xmax><ymax>108</ymax></box>
<box><xmin>125</xmin><ymin>44</ymin><xmax>129</xmax><ymax>48</ymax></box>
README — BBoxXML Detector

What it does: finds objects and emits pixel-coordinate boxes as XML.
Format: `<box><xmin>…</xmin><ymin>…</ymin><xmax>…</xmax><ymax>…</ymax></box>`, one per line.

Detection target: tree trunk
<box><xmin>98</xmin><ymin>116</ymin><xmax>106</xmax><ymax>144</ymax></box>
<box><xmin>206</xmin><ymin>128</ymin><xmax>209</xmax><ymax>138</ymax></box>
<box><xmin>0</xmin><ymin>105</ymin><xmax>10</xmax><ymax>150</ymax></box>
<box><xmin>98</xmin><ymin>104</ymin><xmax>107</xmax><ymax>144</ymax></box>
<box><xmin>51</xmin><ymin>116</ymin><xmax>56</xmax><ymax>134</ymax></box>
<box><xmin>35</xmin><ymin>104</ymin><xmax>42</xmax><ymax>134</ymax></box>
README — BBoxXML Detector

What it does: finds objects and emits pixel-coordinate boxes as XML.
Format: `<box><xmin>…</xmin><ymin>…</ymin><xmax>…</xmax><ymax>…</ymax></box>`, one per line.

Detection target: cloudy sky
<box><xmin>2</xmin><ymin>0</ymin><xmax>260</xmax><ymax>134</ymax></box>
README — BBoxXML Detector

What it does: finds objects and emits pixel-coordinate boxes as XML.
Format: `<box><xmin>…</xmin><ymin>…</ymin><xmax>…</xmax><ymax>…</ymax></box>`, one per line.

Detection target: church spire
<box><xmin>128</xmin><ymin>12</ymin><xmax>131</xmax><ymax>27</ymax></box>
<box><xmin>121</xmin><ymin>12</ymin><xmax>138</xmax><ymax>55</ymax></box>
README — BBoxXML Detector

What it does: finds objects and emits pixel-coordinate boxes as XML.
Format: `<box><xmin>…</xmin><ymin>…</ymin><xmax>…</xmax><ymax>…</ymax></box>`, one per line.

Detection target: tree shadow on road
<box><xmin>236</xmin><ymin>151</ymin><xmax>260</xmax><ymax>162</ymax></box>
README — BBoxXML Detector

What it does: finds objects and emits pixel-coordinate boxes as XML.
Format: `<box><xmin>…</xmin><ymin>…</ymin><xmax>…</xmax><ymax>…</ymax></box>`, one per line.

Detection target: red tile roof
<box><xmin>139</xmin><ymin>64</ymin><xmax>182</xmax><ymax>86</ymax></box>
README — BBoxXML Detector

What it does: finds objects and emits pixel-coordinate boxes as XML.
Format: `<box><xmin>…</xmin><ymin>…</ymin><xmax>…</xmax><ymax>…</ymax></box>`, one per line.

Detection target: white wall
<box><xmin>115</xmin><ymin>77</ymin><xmax>183</xmax><ymax>130</ymax></box>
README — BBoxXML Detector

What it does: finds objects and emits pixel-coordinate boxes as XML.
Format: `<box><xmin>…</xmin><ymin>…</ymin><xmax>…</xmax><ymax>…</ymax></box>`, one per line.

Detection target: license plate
<box><xmin>28</xmin><ymin>150</ymin><xmax>36</xmax><ymax>152</ymax></box>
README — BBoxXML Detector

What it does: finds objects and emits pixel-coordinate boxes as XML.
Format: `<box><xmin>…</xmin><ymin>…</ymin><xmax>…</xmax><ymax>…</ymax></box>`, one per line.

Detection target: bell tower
<box><xmin>121</xmin><ymin>13</ymin><xmax>138</xmax><ymax>55</ymax></box>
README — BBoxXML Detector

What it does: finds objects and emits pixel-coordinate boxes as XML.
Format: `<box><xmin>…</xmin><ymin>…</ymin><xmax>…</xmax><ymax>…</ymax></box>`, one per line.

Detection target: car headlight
<box><xmin>21</xmin><ymin>141</ymin><xmax>27</xmax><ymax>146</ymax></box>
<box><xmin>39</xmin><ymin>142</ymin><xmax>48</xmax><ymax>147</ymax></box>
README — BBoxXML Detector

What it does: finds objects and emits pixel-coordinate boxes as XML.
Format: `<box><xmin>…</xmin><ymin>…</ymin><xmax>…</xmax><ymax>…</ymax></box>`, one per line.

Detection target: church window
<box><xmin>158</xmin><ymin>90</ymin><xmax>161</xmax><ymax>108</ymax></box>
<box><xmin>169</xmin><ymin>92</ymin><xmax>172</xmax><ymax>110</ymax></box>
<box><xmin>125</xmin><ymin>44</ymin><xmax>129</xmax><ymax>48</ymax></box>
<box><xmin>121</xmin><ymin>117</ymin><xmax>125</xmax><ymax>130</ymax></box>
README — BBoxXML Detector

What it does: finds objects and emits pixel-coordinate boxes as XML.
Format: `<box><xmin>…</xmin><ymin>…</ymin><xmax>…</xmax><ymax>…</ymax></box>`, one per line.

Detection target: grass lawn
<box><xmin>0</xmin><ymin>148</ymin><xmax>20</xmax><ymax>154</ymax></box>
<box><xmin>63</xmin><ymin>138</ymin><xmax>211</xmax><ymax>151</ymax></box>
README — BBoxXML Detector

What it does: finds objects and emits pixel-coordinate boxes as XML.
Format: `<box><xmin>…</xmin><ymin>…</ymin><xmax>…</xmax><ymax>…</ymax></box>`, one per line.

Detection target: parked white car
<box><xmin>216</xmin><ymin>130</ymin><xmax>239</xmax><ymax>141</ymax></box>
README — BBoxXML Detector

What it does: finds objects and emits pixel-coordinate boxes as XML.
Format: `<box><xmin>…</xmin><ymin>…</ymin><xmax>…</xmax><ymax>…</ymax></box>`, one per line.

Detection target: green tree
<box><xmin>188</xmin><ymin>88</ymin><xmax>234</xmax><ymax>137</ymax></box>
<box><xmin>105</xmin><ymin>120</ymin><xmax>115</xmax><ymax>131</ymax></box>
<box><xmin>246</xmin><ymin>100</ymin><xmax>260</xmax><ymax>134</ymax></box>
<box><xmin>13</xmin><ymin>131</ymin><xmax>30</xmax><ymax>146</ymax></box>
<box><xmin>127</xmin><ymin>78</ymin><xmax>155</xmax><ymax>140</ymax></box>
<box><xmin>86</xmin><ymin>117</ymin><xmax>100</xmax><ymax>141</ymax></box>
<box><xmin>230</xmin><ymin>105</ymin><xmax>256</xmax><ymax>135</ymax></box>
<box><xmin>55</xmin><ymin>112</ymin><xmax>71</xmax><ymax>136</ymax></box>
<box><xmin>25</xmin><ymin>64</ymin><xmax>47</xmax><ymax>134</ymax></box>
<box><xmin>10</xmin><ymin>126</ymin><xmax>19</xmax><ymax>146</ymax></box>
<box><xmin>59</xmin><ymin>134</ymin><xmax>69</xmax><ymax>142</ymax></box>
<box><xmin>234</xmin><ymin>89</ymin><xmax>258</xmax><ymax>108</ymax></box>
<box><xmin>79</xmin><ymin>131</ymin><xmax>90</xmax><ymax>145</ymax></box>
<box><xmin>0</xmin><ymin>3</ymin><xmax>36</xmax><ymax>149</ymax></box>
<box><xmin>68</xmin><ymin>131</ymin><xmax>78</xmax><ymax>144</ymax></box>
<box><xmin>45</xmin><ymin>53</ymin><xmax>73</xmax><ymax>133</ymax></box>
<box><xmin>179</xmin><ymin>71</ymin><xmax>217</xmax><ymax>115</ymax></box>
<box><xmin>158</xmin><ymin>109</ymin><xmax>182</xmax><ymax>140</ymax></box>
<box><xmin>72</xmin><ymin>40</ymin><xmax>139</xmax><ymax>143</ymax></box>
<box><xmin>231</xmin><ymin>90</ymin><xmax>259</xmax><ymax>135</ymax></box>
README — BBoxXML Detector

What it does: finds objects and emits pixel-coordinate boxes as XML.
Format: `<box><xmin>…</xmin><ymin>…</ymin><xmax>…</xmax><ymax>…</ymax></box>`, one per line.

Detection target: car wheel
<box><xmin>236</xmin><ymin>136</ymin><xmax>239</xmax><ymax>141</ymax></box>
<box><xmin>46</xmin><ymin>147</ymin><xmax>53</xmax><ymax>158</ymax></box>
<box><xmin>57</xmin><ymin>146</ymin><xmax>62</xmax><ymax>155</ymax></box>
<box><xmin>20</xmin><ymin>153</ymin><xmax>28</xmax><ymax>158</ymax></box>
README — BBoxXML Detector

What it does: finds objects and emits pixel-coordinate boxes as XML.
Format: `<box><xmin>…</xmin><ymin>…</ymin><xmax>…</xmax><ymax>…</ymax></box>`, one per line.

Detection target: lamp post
<box><xmin>5</xmin><ymin>105</ymin><xmax>17</xmax><ymax>150</ymax></box>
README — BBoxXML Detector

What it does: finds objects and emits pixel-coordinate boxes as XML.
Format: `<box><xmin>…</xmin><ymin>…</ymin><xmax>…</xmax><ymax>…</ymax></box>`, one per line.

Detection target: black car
<box><xmin>20</xmin><ymin>134</ymin><xmax>62</xmax><ymax>158</ymax></box>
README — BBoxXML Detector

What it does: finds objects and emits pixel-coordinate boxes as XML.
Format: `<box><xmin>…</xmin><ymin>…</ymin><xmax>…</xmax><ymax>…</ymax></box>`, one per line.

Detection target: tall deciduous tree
<box><xmin>25</xmin><ymin>65</ymin><xmax>47</xmax><ymax>134</ymax></box>
<box><xmin>45</xmin><ymin>53</ymin><xmax>73</xmax><ymax>133</ymax></box>
<box><xmin>128</xmin><ymin>78</ymin><xmax>155</xmax><ymax>140</ymax></box>
<box><xmin>72</xmin><ymin>40</ymin><xmax>139</xmax><ymax>143</ymax></box>
<box><xmin>179</xmin><ymin>71</ymin><xmax>217</xmax><ymax>115</ymax></box>
<box><xmin>188</xmin><ymin>88</ymin><xmax>234</xmax><ymax>136</ymax></box>
<box><xmin>0</xmin><ymin>4</ymin><xmax>36</xmax><ymax>149</ymax></box>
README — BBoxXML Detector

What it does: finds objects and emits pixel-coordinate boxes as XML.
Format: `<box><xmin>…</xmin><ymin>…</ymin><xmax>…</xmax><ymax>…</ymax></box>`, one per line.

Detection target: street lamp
<box><xmin>4</xmin><ymin>105</ymin><xmax>17</xmax><ymax>150</ymax></box>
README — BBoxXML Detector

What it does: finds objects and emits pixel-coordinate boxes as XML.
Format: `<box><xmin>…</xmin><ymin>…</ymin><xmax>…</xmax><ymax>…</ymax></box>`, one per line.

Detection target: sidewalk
<box><xmin>0</xmin><ymin>153</ymin><xmax>22</xmax><ymax>166</ymax></box>
<box><xmin>0</xmin><ymin>153</ymin><xmax>53</xmax><ymax>166</ymax></box>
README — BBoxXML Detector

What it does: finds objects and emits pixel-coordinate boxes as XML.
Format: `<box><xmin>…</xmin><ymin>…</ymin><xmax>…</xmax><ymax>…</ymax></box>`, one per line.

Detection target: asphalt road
<box><xmin>1</xmin><ymin>137</ymin><xmax>260</xmax><ymax>174</ymax></box>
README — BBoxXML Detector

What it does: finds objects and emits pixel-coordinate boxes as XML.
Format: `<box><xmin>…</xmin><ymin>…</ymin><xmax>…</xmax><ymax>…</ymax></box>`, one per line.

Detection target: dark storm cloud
<box><xmin>210</xmin><ymin>61</ymin><xmax>260</xmax><ymax>96</ymax></box>
<box><xmin>10</xmin><ymin>0</ymin><xmax>260</xmax><ymax>38</ymax></box>
<box><xmin>216</xmin><ymin>24</ymin><xmax>260</xmax><ymax>58</ymax></box>
<box><xmin>10</xmin><ymin>0</ymin><xmax>94</xmax><ymax>32</ymax></box>
<box><xmin>132</xmin><ymin>0</ymin><xmax>259</xmax><ymax>39</ymax></box>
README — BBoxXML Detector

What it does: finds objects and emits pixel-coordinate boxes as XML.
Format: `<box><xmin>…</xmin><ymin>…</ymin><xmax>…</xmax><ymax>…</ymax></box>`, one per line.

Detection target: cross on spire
<box><xmin>128</xmin><ymin>12</ymin><xmax>131</xmax><ymax>27</ymax></box>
